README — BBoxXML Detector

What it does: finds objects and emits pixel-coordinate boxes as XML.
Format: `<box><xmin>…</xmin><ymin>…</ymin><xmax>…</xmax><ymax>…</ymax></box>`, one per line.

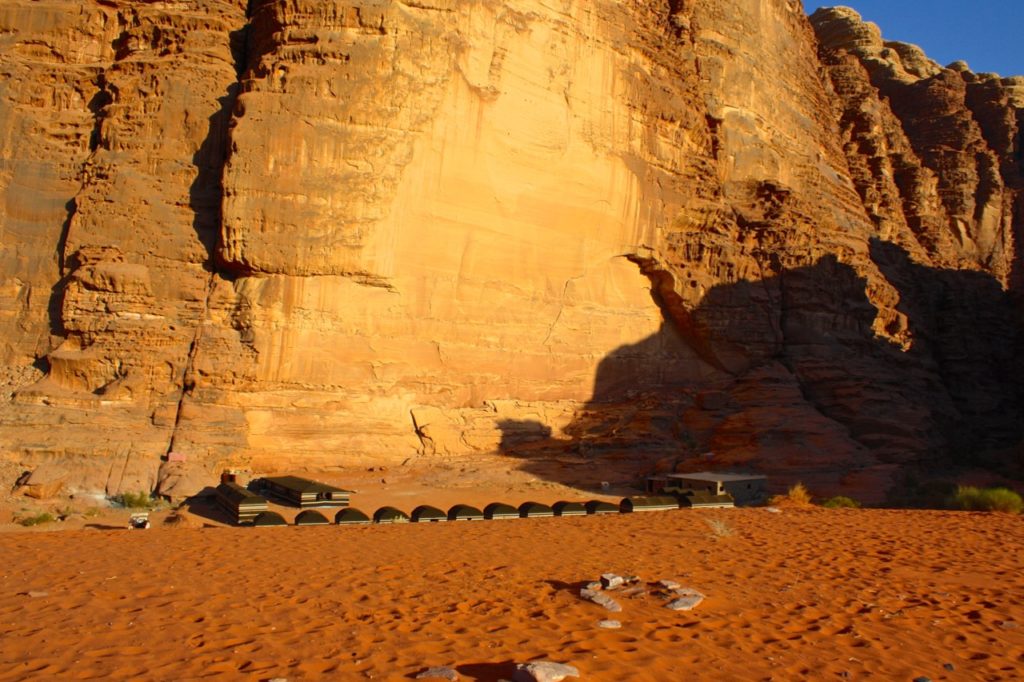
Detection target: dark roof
<box><xmin>263</xmin><ymin>476</ymin><xmax>353</xmax><ymax>494</ymax></box>
<box><xmin>335</xmin><ymin>508</ymin><xmax>370</xmax><ymax>524</ymax></box>
<box><xmin>448</xmin><ymin>504</ymin><xmax>483</xmax><ymax>520</ymax></box>
<box><xmin>518</xmin><ymin>501</ymin><xmax>553</xmax><ymax>517</ymax></box>
<box><xmin>484</xmin><ymin>503</ymin><xmax>518</xmax><ymax>519</ymax></box>
<box><xmin>373</xmin><ymin>506</ymin><xmax>410</xmax><ymax>523</ymax></box>
<box><xmin>412</xmin><ymin>505</ymin><xmax>447</xmax><ymax>522</ymax></box>
<box><xmin>294</xmin><ymin>510</ymin><xmax>330</xmax><ymax>525</ymax></box>
<box><xmin>585</xmin><ymin>500</ymin><xmax>619</xmax><ymax>514</ymax></box>
<box><xmin>252</xmin><ymin>511</ymin><xmax>288</xmax><ymax>527</ymax></box>
<box><xmin>668</xmin><ymin>472</ymin><xmax>766</xmax><ymax>483</ymax></box>
<box><xmin>553</xmin><ymin>501</ymin><xmax>587</xmax><ymax>516</ymax></box>
<box><xmin>620</xmin><ymin>496</ymin><xmax>680</xmax><ymax>512</ymax></box>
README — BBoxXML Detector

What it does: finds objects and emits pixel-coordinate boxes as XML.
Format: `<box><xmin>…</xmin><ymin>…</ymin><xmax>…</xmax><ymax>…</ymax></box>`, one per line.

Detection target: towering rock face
<box><xmin>0</xmin><ymin>2</ymin><xmax>1021</xmax><ymax>500</ymax></box>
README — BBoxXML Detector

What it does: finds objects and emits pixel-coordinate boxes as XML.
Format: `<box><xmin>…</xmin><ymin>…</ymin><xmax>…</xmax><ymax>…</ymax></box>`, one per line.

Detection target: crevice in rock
<box><xmin>164</xmin><ymin>270</ymin><xmax>218</xmax><ymax>458</ymax></box>
<box><xmin>45</xmin><ymin>57</ymin><xmax>118</xmax><ymax>343</ymax></box>
<box><xmin>163</xmin><ymin>5</ymin><xmax>257</xmax><ymax>459</ymax></box>
<box><xmin>705</xmin><ymin>114</ymin><xmax>722</xmax><ymax>161</ymax></box>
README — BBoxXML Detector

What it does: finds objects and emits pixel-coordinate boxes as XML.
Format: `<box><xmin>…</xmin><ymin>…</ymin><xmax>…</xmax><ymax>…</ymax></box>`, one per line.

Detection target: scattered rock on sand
<box><xmin>658</xmin><ymin>579</ymin><xmax>681</xmax><ymax>591</ymax></box>
<box><xmin>511</xmin><ymin>661</ymin><xmax>580</xmax><ymax>682</ymax></box>
<box><xmin>600</xmin><ymin>573</ymin><xmax>624</xmax><ymax>590</ymax></box>
<box><xmin>24</xmin><ymin>591</ymin><xmax>48</xmax><ymax>598</ymax></box>
<box><xmin>415</xmin><ymin>666</ymin><xmax>459</xmax><ymax>680</ymax></box>
<box><xmin>580</xmin><ymin>588</ymin><xmax>622</xmax><ymax>612</ymax></box>
<box><xmin>598</xmin><ymin>620</ymin><xmax>621</xmax><ymax>629</ymax></box>
<box><xmin>665</xmin><ymin>589</ymin><xmax>705</xmax><ymax>611</ymax></box>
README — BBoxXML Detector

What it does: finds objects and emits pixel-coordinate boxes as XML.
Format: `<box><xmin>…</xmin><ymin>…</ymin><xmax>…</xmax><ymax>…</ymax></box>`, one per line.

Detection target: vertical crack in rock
<box><xmin>164</xmin><ymin>5</ymin><xmax>255</xmax><ymax>459</ymax></box>
<box><xmin>542</xmin><ymin>275</ymin><xmax>584</xmax><ymax>346</ymax></box>
<box><xmin>46</xmin><ymin>60</ymin><xmax>117</xmax><ymax>342</ymax></box>
<box><xmin>164</xmin><ymin>270</ymin><xmax>218</xmax><ymax>458</ymax></box>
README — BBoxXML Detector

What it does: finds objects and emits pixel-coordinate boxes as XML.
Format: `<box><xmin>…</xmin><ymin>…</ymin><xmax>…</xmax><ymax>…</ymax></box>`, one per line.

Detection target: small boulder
<box><xmin>511</xmin><ymin>661</ymin><xmax>579</xmax><ymax>682</ymax></box>
<box><xmin>657</xmin><ymin>579</ymin><xmax>681</xmax><ymax>591</ymax></box>
<box><xmin>600</xmin><ymin>573</ymin><xmax>624</xmax><ymax>590</ymax></box>
<box><xmin>598</xmin><ymin>620</ymin><xmax>621</xmax><ymax>629</ymax></box>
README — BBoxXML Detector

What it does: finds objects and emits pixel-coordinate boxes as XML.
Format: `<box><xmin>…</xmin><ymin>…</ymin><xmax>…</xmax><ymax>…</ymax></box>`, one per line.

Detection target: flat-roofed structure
<box><xmin>254</xmin><ymin>476</ymin><xmax>352</xmax><ymax>508</ymax></box>
<box><xmin>652</xmin><ymin>472</ymin><xmax>767</xmax><ymax>506</ymax></box>
<box><xmin>215</xmin><ymin>481</ymin><xmax>268</xmax><ymax>525</ymax></box>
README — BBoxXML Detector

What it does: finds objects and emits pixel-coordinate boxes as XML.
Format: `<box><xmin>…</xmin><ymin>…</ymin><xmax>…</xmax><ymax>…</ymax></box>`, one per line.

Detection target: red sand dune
<box><xmin>0</xmin><ymin>507</ymin><xmax>1022</xmax><ymax>681</ymax></box>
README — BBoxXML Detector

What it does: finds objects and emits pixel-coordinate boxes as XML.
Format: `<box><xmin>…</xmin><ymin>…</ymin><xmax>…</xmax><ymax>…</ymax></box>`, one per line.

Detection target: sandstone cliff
<box><xmin>0</xmin><ymin>2</ymin><xmax>1020</xmax><ymax>501</ymax></box>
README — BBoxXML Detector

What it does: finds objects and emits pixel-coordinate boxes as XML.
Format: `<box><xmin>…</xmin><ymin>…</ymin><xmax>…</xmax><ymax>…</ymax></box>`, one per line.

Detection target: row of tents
<box><xmin>215</xmin><ymin>476</ymin><xmax>734</xmax><ymax>527</ymax></box>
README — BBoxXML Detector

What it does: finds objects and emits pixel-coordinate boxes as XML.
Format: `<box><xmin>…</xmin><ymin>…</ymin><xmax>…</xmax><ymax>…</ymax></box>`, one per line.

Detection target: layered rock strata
<box><xmin>0</xmin><ymin>1</ymin><xmax>1020</xmax><ymax>500</ymax></box>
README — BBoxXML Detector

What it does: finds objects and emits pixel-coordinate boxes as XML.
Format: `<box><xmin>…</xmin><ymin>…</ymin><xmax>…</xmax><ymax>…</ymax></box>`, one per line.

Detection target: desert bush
<box><xmin>18</xmin><ymin>512</ymin><xmax>55</xmax><ymax>527</ymax></box>
<box><xmin>704</xmin><ymin>518</ymin><xmax>734</xmax><ymax>538</ymax></box>
<box><xmin>821</xmin><ymin>495</ymin><xmax>861</xmax><ymax>509</ymax></box>
<box><xmin>769</xmin><ymin>482</ymin><xmax>813</xmax><ymax>507</ymax></box>
<box><xmin>112</xmin><ymin>491</ymin><xmax>153</xmax><ymax>509</ymax></box>
<box><xmin>951</xmin><ymin>486</ymin><xmax>1023</xmax><ymax>514</ymax></box>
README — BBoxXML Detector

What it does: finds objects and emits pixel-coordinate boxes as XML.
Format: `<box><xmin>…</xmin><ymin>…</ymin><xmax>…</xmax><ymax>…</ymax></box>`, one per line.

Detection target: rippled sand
<box><xmin>1</xmin><ymin>506</ymin><xmax>1022</xmax><ymax>681</ymax></box>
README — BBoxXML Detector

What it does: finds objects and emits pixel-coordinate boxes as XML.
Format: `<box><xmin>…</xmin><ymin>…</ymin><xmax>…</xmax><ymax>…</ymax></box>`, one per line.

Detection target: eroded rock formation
<box><xmin>0</xmin><ymin>1</ymin><xmax>1020</xmax><ymax>501</ymax></box>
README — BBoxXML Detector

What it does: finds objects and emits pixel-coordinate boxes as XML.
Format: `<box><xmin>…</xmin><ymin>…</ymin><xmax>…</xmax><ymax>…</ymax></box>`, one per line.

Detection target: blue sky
<box><xmin>811</xmin><ymin>2</ymin><xmax>1024</xmax><ymax>77</ymax></box>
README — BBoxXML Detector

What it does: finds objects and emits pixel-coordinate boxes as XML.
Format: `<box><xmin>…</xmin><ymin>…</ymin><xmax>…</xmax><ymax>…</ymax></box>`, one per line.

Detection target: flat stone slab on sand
<box><xmin>580</xmin><ymin>587</ymin><xmax>622</xmax><ymax>612</ymax></box>
<box><xmin>512</xmin><ymin>661</ymin><xmax>580</xmax><ymax>682</ymax></box>
<box><xmin>665</xmin><ymin>589</ymin><xmax>705</xmax><ymax>611</ymax></box>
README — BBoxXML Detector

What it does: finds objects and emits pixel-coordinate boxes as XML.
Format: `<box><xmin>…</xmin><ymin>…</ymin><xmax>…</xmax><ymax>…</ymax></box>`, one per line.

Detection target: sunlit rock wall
<box><xmin>0</xmin><ymin>1</ymin><xmax>1021</xmax><ymax>499</ymax></box>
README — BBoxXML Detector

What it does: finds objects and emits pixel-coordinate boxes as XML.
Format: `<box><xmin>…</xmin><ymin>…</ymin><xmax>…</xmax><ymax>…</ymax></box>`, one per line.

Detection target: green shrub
<box><xmin>952</xmin><ymin>486</ymin><xmax>1023</xmax><ymax>513</ymax></box>
<box><xmin>113</xmin><ymin>491</ymin><xmax>153</xmax><ymax>509</ymax></box>
<box><xmin>18</xmin><ymin>512</ymin><xmax>55</xmax><ymax>527</ymax></box>
<box><xmin>821</xmin><ymin>495</ymin><xmax>861</xmax><ymax>509</ymax></box>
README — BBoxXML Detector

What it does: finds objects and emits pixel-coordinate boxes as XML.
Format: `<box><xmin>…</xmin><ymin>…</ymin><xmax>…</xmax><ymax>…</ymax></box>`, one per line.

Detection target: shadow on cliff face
<box><xmin>189</xmin><ymin>23</ymin><xmax>251</xmax><ymax>273</ymax></box>
<box><xmin>189</xmin><ymin>81</ymin><xmax>241</xmax><ymax>270</ymax></box>
<box><xmin>867</xmin><ymin>239</ymin><xmax>1024</xmax><ymax>465</ymax></box>
<box><xmin>498</xmin><ymin>242</ymin><xmax>1024</xmax><ymax>497</ymax></box>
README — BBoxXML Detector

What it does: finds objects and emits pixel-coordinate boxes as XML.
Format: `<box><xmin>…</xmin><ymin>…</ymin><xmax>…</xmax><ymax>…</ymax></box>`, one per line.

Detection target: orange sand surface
<box><xmin>1</xmin><ymin>508</ymin><xmax>1022</xmax><ymax>681</ymax></box>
